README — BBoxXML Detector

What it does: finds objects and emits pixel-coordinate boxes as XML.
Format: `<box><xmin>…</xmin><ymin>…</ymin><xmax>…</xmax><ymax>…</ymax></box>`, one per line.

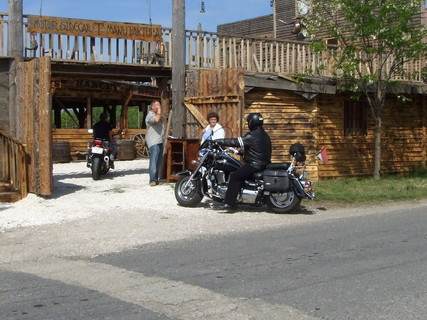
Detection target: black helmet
<box><xmin>247</xmin><ymin>113</ymin><xmax>264</xmax><ymax>130</ymax></box>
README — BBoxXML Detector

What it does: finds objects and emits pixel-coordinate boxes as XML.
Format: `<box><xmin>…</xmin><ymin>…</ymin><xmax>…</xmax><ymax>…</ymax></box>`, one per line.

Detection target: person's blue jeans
<box><xmin>149</xmin><ymin>143</ymin><xmax>163</xmax><ymax>183</ymax></box>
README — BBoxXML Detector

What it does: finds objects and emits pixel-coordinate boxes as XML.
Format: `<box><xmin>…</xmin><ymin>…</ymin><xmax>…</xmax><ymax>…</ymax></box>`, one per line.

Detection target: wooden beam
<box><xmin>8</xmin><ymin>0</ymin><xmax>24</xmax><ymax>137</ymax></box>
<box><xmin>37</xmin><ymin>57</ymin><xmax>53</xmax><ymax>196</ymax></box>
<box><xmin>27</xmin><ymin>15</ymin><xmax>162</xmax><ymax>41</ymax></box>
<box><xmin>185</xmin><ymin>95</ymin><xmax>240</xmax><ymax>104</ymax></box>
<box><xmin>86</xmin><ymin>97</ymin><xmax>92</xmax><ymax>128</ymax></box>
<box><xmin>54</xmin><ymin>97</ymin><xmax>80</xmax><ymax>127</ymax></box>
<box><xmin>121</xmin><ymin>91</ymin><xmax>133</xmax><ymax>132</ymax></box>
<box><xmin>8</xmin><ymin>0</ymin><xmax>23</xmax><ymax>58</ymax></box>
<box><xmin>244</xmin><ymin>75</ymin><xmax>336</xmax><ymax>95</ymax></box>
<box><xmin>184</xmin><ymin>103</ymin><xmax>208</xmax><ymax>128</ymax></box>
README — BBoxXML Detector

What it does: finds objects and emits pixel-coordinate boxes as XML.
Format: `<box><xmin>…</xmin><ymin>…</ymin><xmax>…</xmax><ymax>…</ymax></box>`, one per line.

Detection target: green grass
<box><xmin>313</xmin><ymin>168</ymin><xmax>427</xmax><ymax>204</ymax></box>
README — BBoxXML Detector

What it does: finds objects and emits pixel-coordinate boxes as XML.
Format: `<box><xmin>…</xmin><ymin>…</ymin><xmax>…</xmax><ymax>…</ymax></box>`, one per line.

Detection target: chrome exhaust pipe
<box><xmin>104</xmin><ymin>156</ymin><xmax>109</xmax><ymax>162</ymax></box>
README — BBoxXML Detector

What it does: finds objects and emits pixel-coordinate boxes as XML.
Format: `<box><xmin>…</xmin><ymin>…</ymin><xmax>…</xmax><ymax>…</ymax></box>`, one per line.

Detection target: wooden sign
<box><xmin>27</xmin><ymin>15</ymin><xmax>162</xmax><ymax>41</ymax></box>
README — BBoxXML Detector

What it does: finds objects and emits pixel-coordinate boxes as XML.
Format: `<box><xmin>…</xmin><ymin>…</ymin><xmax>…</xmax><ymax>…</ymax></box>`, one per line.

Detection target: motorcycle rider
<box><xmin>215</xmin><ymin>112</ymin><xmax>272</xmax><ymax>211</ymax></box>
<box><xmin>92</xmin><ymin>112</ymin><xmax>115</xmax><ymax>168</ymax></box>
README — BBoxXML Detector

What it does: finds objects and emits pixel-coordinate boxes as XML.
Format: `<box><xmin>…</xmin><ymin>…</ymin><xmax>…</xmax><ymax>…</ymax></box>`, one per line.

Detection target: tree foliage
<box><xmin>305</xmin><ymin>0</ymin><xmax>427</xmax><ymax>179</ymax></box>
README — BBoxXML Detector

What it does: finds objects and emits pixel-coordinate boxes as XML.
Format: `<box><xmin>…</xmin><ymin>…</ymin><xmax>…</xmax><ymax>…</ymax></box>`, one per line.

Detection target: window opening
<box><xmin>344</xmin><ymin>100</ymin><xmax>368</xmax><ymax>136</ymax></box>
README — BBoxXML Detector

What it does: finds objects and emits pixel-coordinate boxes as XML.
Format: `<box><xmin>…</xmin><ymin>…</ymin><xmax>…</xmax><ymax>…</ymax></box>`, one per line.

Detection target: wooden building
<box><xmin>185</xmin><ymin>69</ymin><xmax>427</xmax><ymax>181</ymax></box>
<box><xmin>1</xmin><ymin>11</ymin><xmax>426</xmax><ymax>201</ymax></box>
<box><xmin>218</xmin><ymin>0</ymin><xmax>427</xmax><ymax>42</ymax></box>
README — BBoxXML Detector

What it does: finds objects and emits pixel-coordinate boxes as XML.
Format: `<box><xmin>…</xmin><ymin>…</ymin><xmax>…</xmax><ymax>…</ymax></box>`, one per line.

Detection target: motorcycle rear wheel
<box><xmin>265</xmin><ymin>190</ymin><xmax>301</xmax><ymax>214</ymax></box>
<box><xmin>101</xmin><ymin>165</ymin><xmax>109</xmax><ymax>174</ymax></box>
<box><xmin>91</xmin><ymin>157</ymin><xmax>102</xmax><ymax>180</ymax></box>
<box><xmin>175</xmin><ymin>175</ymin><xmax>203</xmax><ymax>207</ymax></box>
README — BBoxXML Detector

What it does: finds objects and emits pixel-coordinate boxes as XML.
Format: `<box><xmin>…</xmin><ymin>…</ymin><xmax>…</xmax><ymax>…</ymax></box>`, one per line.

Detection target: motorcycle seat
<box><xmin>252</xmin><ymin>171</ymin><xmax>263</xmax><ymax>180</ymax></box>
<box><xmin>266</xmin><ymin>162</ymin><xmax>290</xmax><ymax>170</ymax></box>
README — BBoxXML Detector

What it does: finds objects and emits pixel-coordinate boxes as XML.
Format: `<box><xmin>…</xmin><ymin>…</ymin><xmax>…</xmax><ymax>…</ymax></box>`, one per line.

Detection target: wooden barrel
<box><xmin>52</xmin><ymin>141</ymin><xmax>72</xmax><ymax>163</ymax></box>
<box><xmin>115</xmin><ymin>139</ymin><xmax>136</xmax><ymax>160</ymax></box>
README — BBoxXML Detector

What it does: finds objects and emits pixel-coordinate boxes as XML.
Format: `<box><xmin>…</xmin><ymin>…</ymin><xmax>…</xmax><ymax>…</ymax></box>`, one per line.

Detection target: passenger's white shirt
<box><xmin>201</xmin><ymin>123</ymin><xmax>225</xmax><ymax>143</ymax></box>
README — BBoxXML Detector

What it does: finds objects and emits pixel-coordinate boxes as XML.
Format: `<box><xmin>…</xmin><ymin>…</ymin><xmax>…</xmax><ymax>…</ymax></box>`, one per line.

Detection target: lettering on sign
<box><xmin>27</xmin><ymin>15</ymin><xmax>162</xmax><ymax>41</ymax></box>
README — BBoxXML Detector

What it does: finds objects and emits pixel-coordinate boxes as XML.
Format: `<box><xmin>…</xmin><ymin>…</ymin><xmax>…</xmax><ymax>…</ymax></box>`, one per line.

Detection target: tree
<box><xmin>306</xmin><ymin>0</ymin><xmax>427</xmax><ymax>180</ymax></box>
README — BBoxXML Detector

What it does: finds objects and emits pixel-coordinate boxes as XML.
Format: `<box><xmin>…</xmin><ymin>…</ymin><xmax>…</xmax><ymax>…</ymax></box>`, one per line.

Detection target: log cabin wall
<box><xmin>218</xmin><ymin>1</ymin><xmax>427</xmax><ymax>42</ymax></box>
<box><xmin>244</xmin><ymin>88</ymin><xmax>319</xmax><ymax>181</ymax></box>
<box><xmin>217</xmin><ymin>1</ymin><xmax>305</xmax><ymax>42</ymax></box>
<box><xmin>308</xmin><ymin>1</ymin><xmax>426</xmax><ymax>41</ymax></box>
<box><xmin>381</xmin><ymin>95</ymin><xmax>426</xmax><ymax>173</ymax></box>
<box><xmin>184</xmin><ymin>68</ymin><xmax>245</xmax><ymax>140</ymax></box>
<box><xmin>316</xmin><ymin>93</ymin><xmax>427</xmax><ymax>179</ymax></box>
<box><xmin>275</xmin><ymin>0</ymin><xmax>304</xmax><ymax>41</ymax></box>
<box><xmin>316</xmin><ymin>94</ymin><xmax>372</xmax><ymax>179</ymax></box>
<box><xmin>217</xmin><ymin>15</ymin><xmax>274</xmax><ymax>39</ymax></box>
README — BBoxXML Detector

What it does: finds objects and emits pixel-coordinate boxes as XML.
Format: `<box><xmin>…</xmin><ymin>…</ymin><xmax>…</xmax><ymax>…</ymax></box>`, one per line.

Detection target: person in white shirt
<box><xmin>145</xmin><ymin>100</ymin><xmax>164</xmax><ymax>186</ymax></box>
<box><xmin>201</xmin><ymin>112</ymin><xmax>225</xmax><ymax>143</ymax></box>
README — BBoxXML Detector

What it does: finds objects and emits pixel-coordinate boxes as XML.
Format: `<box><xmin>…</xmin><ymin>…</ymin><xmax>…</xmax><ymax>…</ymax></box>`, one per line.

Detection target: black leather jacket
<box><xmin>216</xmin><ymin>126</ymin><xmax>272</xmax><ymax>170</ymax></box>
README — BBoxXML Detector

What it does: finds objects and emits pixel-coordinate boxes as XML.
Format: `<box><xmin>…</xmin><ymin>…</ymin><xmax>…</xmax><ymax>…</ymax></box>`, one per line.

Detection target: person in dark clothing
<box><xmin>93</xmin><ymin>112</ymin><xmax>113</xmax><ymax>142</ymax></box>
<box><xmin>92</xmin><ymin>112</ymin><xmax>115</xmax><ymax>168</ymax></box>
<box><xmin>215</xmin><ymin>113</ymin><xmax>272</xmax><ymax>211</ymax></box>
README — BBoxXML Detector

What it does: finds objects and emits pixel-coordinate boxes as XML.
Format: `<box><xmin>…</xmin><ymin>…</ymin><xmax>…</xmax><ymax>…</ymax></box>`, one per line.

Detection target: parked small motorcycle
<box><xmin>87</xmin><ymin>138</ymin><xmax>115</xmax><ymax>180</ymax></box>
<box><xmin>174</xmin><ymin>140</ymin><xmax>315</xmax><ymax>213</ymax></box>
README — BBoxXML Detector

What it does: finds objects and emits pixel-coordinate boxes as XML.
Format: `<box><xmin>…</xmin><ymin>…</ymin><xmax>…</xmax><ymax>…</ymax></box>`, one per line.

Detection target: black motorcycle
<box><xmin>87</xmin><ymin>138</ymin><xmax>114</xmax><ymax>180</ymax></box>
<box><xmin>174</xmin><ymin>140</ymin><xmax>315</xmax><ymax>213</ymax></box>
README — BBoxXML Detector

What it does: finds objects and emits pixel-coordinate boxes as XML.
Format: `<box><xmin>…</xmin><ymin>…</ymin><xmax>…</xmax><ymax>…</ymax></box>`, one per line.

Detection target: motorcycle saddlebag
<box><xmin>263</xmin><ymin>169</ymin><xmax>290</xmax><ymax>192</ymax></box>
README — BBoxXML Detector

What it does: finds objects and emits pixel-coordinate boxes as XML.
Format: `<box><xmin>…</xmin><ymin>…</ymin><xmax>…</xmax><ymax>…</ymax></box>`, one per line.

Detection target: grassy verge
<box><xmin>313</xmin><ymin>168</ymin><xmax>427</xmax><ymax>203</ymax></box>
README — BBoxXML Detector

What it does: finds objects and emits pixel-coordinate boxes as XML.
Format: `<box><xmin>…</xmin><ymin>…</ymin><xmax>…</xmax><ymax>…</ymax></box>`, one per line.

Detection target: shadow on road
<box><xmin>42</xmin><ymin>167</ymin><xmax>149</xmax><ymax>199</ymax></box>
<box><xmin>200</xmin><ymin>199</ymin><xmax>316</xmax><ymax>215</ymax></box>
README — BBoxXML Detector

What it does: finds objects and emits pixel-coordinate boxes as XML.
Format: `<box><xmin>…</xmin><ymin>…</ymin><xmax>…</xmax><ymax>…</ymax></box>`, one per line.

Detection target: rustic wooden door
<box><xmin>184</xmin><ymin>68</ymin><xmax>245</xmax><ymax>139</ymax></box>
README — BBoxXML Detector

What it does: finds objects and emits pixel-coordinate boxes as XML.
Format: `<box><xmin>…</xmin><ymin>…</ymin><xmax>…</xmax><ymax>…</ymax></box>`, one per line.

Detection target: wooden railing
<box><xmin>0</xmin><ymin>13</ymin><xmax>425</xmax><ymax>81</ymax></box>
<box><xmin>0</xmin><ymin>130</ymin><xmax>28</xmax><ymax>201</ymax></box>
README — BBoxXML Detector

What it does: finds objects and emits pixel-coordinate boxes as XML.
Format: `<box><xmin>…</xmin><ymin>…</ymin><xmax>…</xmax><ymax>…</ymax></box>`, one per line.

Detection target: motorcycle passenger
<box><xmin>215</xmin><ymin>113</ymin><xmax>272</xmax><ymax>210</ymax></box>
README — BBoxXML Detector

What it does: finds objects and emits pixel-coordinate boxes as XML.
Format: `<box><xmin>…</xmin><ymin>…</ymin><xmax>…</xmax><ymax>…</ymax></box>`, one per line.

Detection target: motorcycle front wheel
<box><xmin>91</xmin><ymin>157</ymin><xmax>102</xmax><ymax>180</ymax></box>
<box><xmin>265</xmin><ymin>189</ymin><xmax>301</xmax><ymax>214</ymax></box>
<box><xmin>175</xmin><ymin>175</ymin><xmax>203</xmax><ymax>207</ymax></box>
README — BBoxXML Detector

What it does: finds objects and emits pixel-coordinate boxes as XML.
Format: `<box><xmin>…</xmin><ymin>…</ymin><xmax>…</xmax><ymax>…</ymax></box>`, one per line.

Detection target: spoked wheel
<box><xmin>133</xmin><ymin>133</ymin><xmax>149</xmax><ymax>158</ymax></box>
<box><xmin>265</xmin><ymin>189</ymin><xmax>301</xmax><ymax>214</ymax></box>
<box><xmin>174</xmin><ymin>175</ymin><xmax>203</xmax><ymax>207</ymax></box>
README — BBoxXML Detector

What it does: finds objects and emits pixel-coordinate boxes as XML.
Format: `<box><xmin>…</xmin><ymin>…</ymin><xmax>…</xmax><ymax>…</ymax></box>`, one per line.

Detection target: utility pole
<box><xmin>272</xmin><ymin>0</ymin><xmax>277</xmax><ymax>38</ymax></box>
<box><xmin>171</xmin><ymin>0</ymin><xmax>186</xmax><ymax>138</ymax></box>
<box><xmin>8</xmin><ymin>0</ymin><xmax>24</xmax><ymax>137</ymax></box>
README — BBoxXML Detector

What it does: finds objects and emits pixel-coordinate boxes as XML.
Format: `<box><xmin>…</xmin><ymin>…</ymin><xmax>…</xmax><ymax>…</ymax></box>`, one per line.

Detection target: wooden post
<box><xmin>86</xmin><ymin>97</ymin><xmax>92</xmax><ymax>128</ymax></box>
<box><xmin>171</xmin><ymin>0</ymin><xmax>186</xmax><ymax>138</ymax></box>
<box><xmin>54</xmin><ymin>107</ymin><xmax>61</xmax><ymax>128</ymax></box>
<box><xmin>121</xmin><ymin>92</ymin><xmax>132</xmax><ymax>133</ymax></box>
<box><xmin>8</xmin><ymin>0</ymin><xmax>24</xmax><ymax>138</ymax></box>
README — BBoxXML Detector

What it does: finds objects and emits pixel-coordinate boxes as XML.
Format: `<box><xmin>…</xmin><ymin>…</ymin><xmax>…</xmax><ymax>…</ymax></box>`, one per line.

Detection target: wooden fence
<box><xmin>0</xmin><ymin>130</ymin><xmax>28</xmax><ymax>202</ymax></box>
<box><xmin>0</xmin><ymin>13</ymin><xmax>425</xmax><ymax>81</ymax></box>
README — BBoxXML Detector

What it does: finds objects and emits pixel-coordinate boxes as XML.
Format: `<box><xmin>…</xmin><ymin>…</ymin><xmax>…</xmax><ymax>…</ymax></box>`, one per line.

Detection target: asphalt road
<box><xmin>1</xmin><ymin>203</ymin><xmax>426</xmax><ymax>319</ymax></box>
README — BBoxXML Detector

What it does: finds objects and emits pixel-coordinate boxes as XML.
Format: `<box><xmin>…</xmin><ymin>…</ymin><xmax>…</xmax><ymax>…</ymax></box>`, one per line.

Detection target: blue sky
<box><xmin>0</xmin><ymin>0</ymin><xmax>273</xmax><ymax>32</ymax></box>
